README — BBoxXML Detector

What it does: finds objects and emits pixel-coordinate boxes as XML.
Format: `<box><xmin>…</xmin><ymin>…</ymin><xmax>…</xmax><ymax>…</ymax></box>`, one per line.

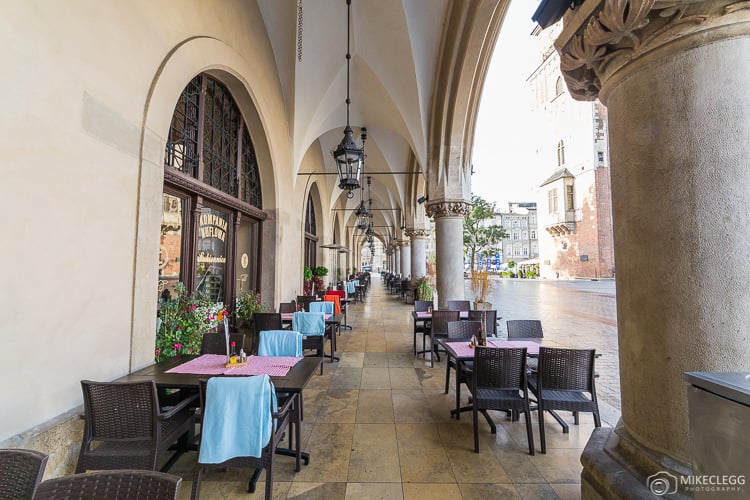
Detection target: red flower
<box><xmin>173</xmin><ymin>343</ymin><xmax>182</xmax><ymax>351</ymax></box>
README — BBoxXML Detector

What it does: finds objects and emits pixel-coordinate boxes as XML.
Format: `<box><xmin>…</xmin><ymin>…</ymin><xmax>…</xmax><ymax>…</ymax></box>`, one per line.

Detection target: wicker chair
<box><xmin>506</xmin><ymin>319</ymin><xmax>544</xmax><ymax>339</ymax></box>
<box><xmin>296</xmin><ymin>295</ymin><xmax>317</xmax><ymax>312</ymax></box>
<box><xmin>35</xmin><ymin>470</ymin><xmax>181</xmax><ymax>500</ymax></box>
<box><xmin>413</xmin><ymin>300</ymin><xmax>432</xmax><ymax>356</ymax></box>
<box><xmin>252</xmin><ymin>312</ymin><xmax>283</xmax><ymax>354</ymax></box>
<box><xmin>0</xmin><ymin>448</ymin><xmax>47</xmax><ymax>499</ymax></box>
<box><xmin>425</xmin><ymin>310</ymin><xmax>460</xmax><ymax>367</ymax></box>
<box><xmin>76</xmin><ymin>380</ymin><xmax>196</xmax><ymax>473</ymax></box>
<box><xmin>192</xmin><ymin>376</ymin><xmax>294</xmax><ymax>499</ymax></box>
<box><xmin>528</xmin><ymin>347</ymin><xmax>600</xmax><ymax>453</ymax></box>
<box><xmin>278</xmin><ymin>302</ymin><xmax>297</xmax><ymax>314</ymax></box>
<box><xmin>470</xmin><ymin>347</ymin><xmax>534</xmax><ymax>455</ymax></box>
<box><xmin>447</xmin><ymin>300</ymin><xmax>471</xmax><ymax>311</ymax></box>
<box><xmin>293</xmin><ymin>312</ymin><xmax>327</xmax><ymax>375</ymax></box>
<box><xmin>445</xmin><ymin>321</ymin><xmax>481</xmax><ymax>420</ymax></box>
<box><xmin>200</xmin><ymin>332</ymin><xmax>246</xmax><ymax>356</ymax></box>
<box><xmin>468</xmin><ymin>309</ymin><xmax>498</xmax><ymax>336</ymax></box>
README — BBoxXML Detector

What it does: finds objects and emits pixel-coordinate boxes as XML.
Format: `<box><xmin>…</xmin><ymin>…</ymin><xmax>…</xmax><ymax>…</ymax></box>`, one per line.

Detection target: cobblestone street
<box><xmin>474</xmin><ymin>278</ymin><xmax>622</xmax><ymax>425</ymax></box>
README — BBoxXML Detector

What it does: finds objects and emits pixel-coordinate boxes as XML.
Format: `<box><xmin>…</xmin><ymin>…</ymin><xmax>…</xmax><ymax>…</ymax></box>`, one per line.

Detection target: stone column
<box><xmin>427</xmin><ymin>201</ymin><xmax>470</xmax><ymax>309</ymax></box>
<box><xmin>393</xmin><ymin>242</ymin><xmax>401</xmax><ymax>275</ymax></box>
<box><xmin>400</xmin><ymin>239</ymin><xmax>411</xmax><ymax>279</ymax></box>
<box><xmin>554</xmin><ymin>1</ymin><xmax>750</xmax><ymax>497</ymax></box>
<box><xmin>405</xmin><ymin>228</ymin><xmax>430</xmax><ymax>284</ymax></box>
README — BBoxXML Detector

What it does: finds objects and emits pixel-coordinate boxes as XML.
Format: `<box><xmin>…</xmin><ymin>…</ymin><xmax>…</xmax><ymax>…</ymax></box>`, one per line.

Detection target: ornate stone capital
<box><xmin>558</xmin><ymin>0</ymin><xmax>750</xmax><ymax>101</ymax></box>
<box><xmin>425</xmin><ymin>200</ymin><xmax>472</xmax><ymax>219</ymax></box>
<box><xmin>404</xmin><ymin>228</ymin><xmax>431</xmax><ymax>239</ymax></box>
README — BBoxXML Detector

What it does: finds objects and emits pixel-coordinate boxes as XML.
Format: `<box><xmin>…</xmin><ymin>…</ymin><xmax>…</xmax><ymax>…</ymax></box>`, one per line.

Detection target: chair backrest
<box><xmin>468</xmin><ymin>310</ymin><xmax>497</xmax><ymax>335</ymax></box>
<box><xmin>447</xmin><ymin>300</ymin><xmax>471</xmax><ymax>311</ymax></box>
<box><xmin>323</xmin><ymin>294</ymin><xmax>341</xmax><ymax>314</ymax></box>
<box><xmin>296</xmin><ymin>296</ymin><xmax>317</xmax><ymax>312</ymax></box>
<box><xmin>81</xmin><ymin>380</ymin><xmax>158</xmax><ymax>441</ymax></box>
<box><xmin>473</xmin><ymin>346</ymin><xmax>527</xmax><ymax>391</ymax></box>
<box><xmin>199</xmin><ymin>375</ymin><xmax>275</xmax><ymax>463</ymax></box>
<box><xmin>447</xmin><ymin>320</ymin><xmax>481</xmax><ymax>340</ymax></box>
<box><xmin>258</xmin><ymin>330</ymin><xmax>303</xmax><ymax>357</ymax></box>
<box><xmin>537</xmin><ymin>347</ymin><xmax>596</xmax><ymax>393</ymax></box>
<box><xmin>414</xmin><ymin>300</ymin><xmax>432</xmax><ymax>313</ymax></box>
<box><xmin>278</xmin><ymin>302</ymin><xmax>297</xmax><ymax>314</ymax></box>
<box><xmin>430</xmin><ymin>310</ymin><xmax>460</xmax><ymax>335</ymax></box>
<box><xmin>309</xmin><ymin>301</ymin><xmax>334</xmax><ymax>314</ymax></box>
<box><xmin>0</xmin><ymin>448</ymin><xmax>48</xmax><ymax>500</ymax></box>
<box><xmin>506</xmin><ymin>319</ymin><xmax>544</xmax><ymax>339</ymax></box>
<box><xmin>346</xmin><ymin>281</ymin><xmax>356</xmax><ymax>294</ymax></box>
<box><xmin>35</xmin><ymin>470</ymin><xmax>181</xmax><ymax>500</ymax></box>
<box><xmin>292</xmin><ymin>312</ymin><xmax>325</xmax><ymax>336</ymax></box>
<box><xmin>200</xmin><ymin>332</ymin><xmax>246</xmax><ymax>355</ymax></box>
<box><xmin>253</xmin><ymin>312</ymin><xmax>283</xmax><ymax>334</ymax></box>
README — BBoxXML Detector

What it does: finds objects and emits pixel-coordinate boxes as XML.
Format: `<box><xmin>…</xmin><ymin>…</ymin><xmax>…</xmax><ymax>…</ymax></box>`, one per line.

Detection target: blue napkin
<box><xmin>258</xmin><ymin>330</ymin><xmax>303</xmax><ymax>357</ymax></box>
<box><xmin>309</xmin><ymin>301</ymin><xmax>334</xmax><ymax>315</ymax></box>
<box><xmin>292</xmin><ymin>312</ymin><xmax>325</xmax><ymax>336</ymax></box>
<box><xmin>199</xmin><ymin>375</ymin><xmax>277</xmax><ymax>462</ymax></box>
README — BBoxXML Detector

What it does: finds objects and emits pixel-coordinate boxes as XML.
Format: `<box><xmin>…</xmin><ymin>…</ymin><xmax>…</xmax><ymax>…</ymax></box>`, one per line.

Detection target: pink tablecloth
<box><xmin>415</xmin><ymin>310</ymin><xmax>469</xmax><ymax>320</ymax></box>
<box><xmin>280</xmin><ymin>313</ymin><xmax>333</xmax><ymax>321</ymax></box>
<box><xmin>166</xmin><ymin>354</ymin><xmax>303</xmax><ymax>377</ymax></box>
<box><xmin>445</xmin><ymin>340</ymin><xmax>540</xmax><ymax>358</ymax></box>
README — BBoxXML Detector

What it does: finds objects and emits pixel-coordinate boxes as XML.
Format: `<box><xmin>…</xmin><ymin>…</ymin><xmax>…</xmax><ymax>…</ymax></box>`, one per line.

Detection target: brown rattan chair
<box><xmin>192</xmin><ymin>376</ymin><xmax>295</xmax><ymax>499</ymax></box>
<box><xmin>76</xmin><ymin>380</ymin><xmax>196</xmax><ymax>474</ymax></box>
<box><xmin>445</xmin><ymin>321</ymin><xmax>481</xmax><ymax>419</ymax></box>
<box><xmin>0</xmin><ymin>448</ymin><xmax>47</xmax><ymax>499</ymax></box>
<box><xmin>468</xmin><ymin>309</ymin><xmax>498</xmax><ymax>336</ymax></box>
<box><xmin>528</xmin><ymin>347</ymin><xmax>600</xmax><ymax>453</ymax></box>
<box><xmin>278</xmin><ymin>302</ymin><xmax>297</xmax><ymax>314</ymax></box>
<box><xmin>252</xmin><ymin>312</ymin><xmax>283</xmax><ymax>354</ymax></box>
<box><xmin>506</xmin><ymin>319</ymin><xmax>544</xmax><ymax>339</ymax></box>
<box><xmin>470</xmin><ymin>347</ymin><xmax>534</xmax><ymax>455</ymax></box>
<box><xmin>35</xmin><ymin>470</ymin><xmax>181</xmax><ymax>500</ymax></box>
<box><xmin>447</xmin><ymin>300</ymin><xmax>471</xmax><ymax>311</ymax></box>
<box><xmin>425</xmin><ymin>310</ymin><xmax>460</xmax><ymax>367</ymax></box>
<box><xmin>200</xmin><ymin>332</ymin><xmax>245</xmax><ymax>356</ymax></box>
<box><xmin>412</xmin><ymin>300</ymin><xmax>432</xmax><ymax>356</ymax></box>
<box><xmin>296</xmin><ymin>295</ymin><xmax>317</xmax><ymax>312</ymax></box>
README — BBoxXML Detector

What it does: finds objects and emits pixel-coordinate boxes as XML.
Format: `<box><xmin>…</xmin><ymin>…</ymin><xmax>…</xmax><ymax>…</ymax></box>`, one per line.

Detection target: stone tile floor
<box><xmin>171</xmin><ymin>277</ymin><xmax>620</xmax><ymax>499</ymax></box>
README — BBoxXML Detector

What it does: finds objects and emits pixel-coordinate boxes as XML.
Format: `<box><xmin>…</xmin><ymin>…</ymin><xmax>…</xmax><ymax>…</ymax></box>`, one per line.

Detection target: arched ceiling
<box><xmin>256</xmin><ymin>0</ymin><xmax>509</xmax><ymax>231</ymax></box>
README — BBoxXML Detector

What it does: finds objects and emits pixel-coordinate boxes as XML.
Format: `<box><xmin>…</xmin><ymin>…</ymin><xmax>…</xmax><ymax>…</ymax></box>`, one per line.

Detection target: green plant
<box><xmin>235</xmin><ymin>290</ymin><xmax>271</xmax><ymax>328</ymax></box>
<box><xmin>313</xmin><ymin>266</ymin><xmax>328</xmax><ymax>277</ymax></box>
<box><xmin>303</xmin><ymin>266</ymin><xmax>313</xmax><ymax>281</ymax></box>
<box><xmin>155</xmin><ymin>282</ymin><xmax>217</xmax><ymax>362</ymax></box>
<box><xmin>416</xmin><ymin>276</ymin><xmax>433</xmax><ymax>301</ymax></box>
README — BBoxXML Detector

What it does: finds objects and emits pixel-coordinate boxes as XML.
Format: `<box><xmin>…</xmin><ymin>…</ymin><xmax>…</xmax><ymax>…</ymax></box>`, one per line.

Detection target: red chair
<box><xmin>323</xmin><ymin>294</ymin><xmax>341</xmax><ymax>314</ymax></box>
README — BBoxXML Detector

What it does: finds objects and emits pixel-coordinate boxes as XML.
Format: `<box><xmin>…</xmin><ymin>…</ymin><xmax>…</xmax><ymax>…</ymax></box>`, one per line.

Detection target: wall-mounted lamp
<box><xmin>417</xmin><ymin>195</ymin><xmax>428</xmax><ymax>204</ymax></box>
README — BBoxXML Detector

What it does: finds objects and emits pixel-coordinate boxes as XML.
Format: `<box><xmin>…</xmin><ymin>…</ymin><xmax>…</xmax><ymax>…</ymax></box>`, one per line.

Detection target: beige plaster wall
<box><xmin>0</xmin><ymin>0</ymin><xmax>301</xmax><ymax>441</ymax></box>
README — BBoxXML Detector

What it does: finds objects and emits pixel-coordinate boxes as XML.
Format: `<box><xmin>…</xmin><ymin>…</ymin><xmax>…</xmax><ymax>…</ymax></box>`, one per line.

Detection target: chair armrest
<box><xmin>158</xmin><ymin>392</ymin><xmax>199</xmax><ymax>419</ymax></box>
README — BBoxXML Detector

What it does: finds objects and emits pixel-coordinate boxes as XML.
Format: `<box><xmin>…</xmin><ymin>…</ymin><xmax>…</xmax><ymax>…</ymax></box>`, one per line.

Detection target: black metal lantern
<box><xmin>332</xmin><ymin>0</ymin><xmax>366</xmax><ymax>198</ymax></box>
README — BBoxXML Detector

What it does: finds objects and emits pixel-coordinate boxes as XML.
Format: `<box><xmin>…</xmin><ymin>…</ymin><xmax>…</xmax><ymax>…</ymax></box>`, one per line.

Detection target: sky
<box><xmin>471</xmin><ymin>1</ymin><xmax>543</xmax><ymax>212</ymax></box>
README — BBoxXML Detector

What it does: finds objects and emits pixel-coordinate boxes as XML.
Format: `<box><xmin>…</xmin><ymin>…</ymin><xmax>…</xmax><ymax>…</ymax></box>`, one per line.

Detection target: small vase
<box><xmin>474</xmin><ymin>301</ymin><xmax>492</xmax><ymax>311</ymax></box>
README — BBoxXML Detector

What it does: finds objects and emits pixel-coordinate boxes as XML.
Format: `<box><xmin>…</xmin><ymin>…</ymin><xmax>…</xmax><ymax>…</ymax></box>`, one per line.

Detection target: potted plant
<box><xmin>416</xmin><ymin>276</ymin><xmax>433</xmax><ymax>301</ymax></box>
<box><xmin>235</xmin><ymin>290</ymin><xmax>271</xmax><ymax>329</ymax></box>
<box><xmin>313</xmin><ymin>266</ymin><xmax>328</xmax><ymax>292</ymax></box>
<box><xmin>470</xmin><ymin>269</ymin><xmax>493</xmax><ymax>310</ymax></box>
<box><xmin>155</xmin><ymin>282</ymin><xmax>215</xmax><ymax>362</ymax></box>
<box><xmin>303</xmin><ymin>266</ymin><xmax>314</xmax><ymax>295</ymax></box>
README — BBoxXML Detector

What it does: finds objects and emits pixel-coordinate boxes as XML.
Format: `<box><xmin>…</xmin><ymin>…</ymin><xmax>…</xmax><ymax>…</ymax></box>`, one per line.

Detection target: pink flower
<box><xmin>189</xmin><ymin>304</ymin><xmax>197</xmax><ymax>312</ymax></box>
<box><xmin>155</xmin><ymin>348</ymin><xmax>161</xmax><ymax>356</ymax></box>
<box><xmin>173</xmin><ymin>343</ymin><xmax>182</xmax><ymax>351</ymax></box>
<box><xmin>188</xmin><ymin>348</ymin><xmax>193</xmax><ymax>353</ymax></box>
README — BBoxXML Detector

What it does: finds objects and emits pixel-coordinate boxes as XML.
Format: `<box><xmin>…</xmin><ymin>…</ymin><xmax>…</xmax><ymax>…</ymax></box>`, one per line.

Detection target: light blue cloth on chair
<box><xmin>353</xmin><ymin>279</ymin><xmax>360</xmax><ymax>286</ymax></box>
<box><xmin>199</xmin><ymin>375</ymin><xmax>277</xmax><ymax>463</ymax></box>
<box><xmin>346</xmin><ymin>281</ymin><xmax>356</xmax><ymax>294</ymax></box>
<box><xmin>258</xmin><ymin>330</ymin><xmax>303</xmax><ymax>357</ymax></box>
<box><xmin>309</xmin><ymin>301</ymin><xmax>334</xmax><ymax>315</ymax></box>
<box><xmin>292</xmin><ymin>312</ymin><xmax>325</xmax><ymax>336</ymax></box>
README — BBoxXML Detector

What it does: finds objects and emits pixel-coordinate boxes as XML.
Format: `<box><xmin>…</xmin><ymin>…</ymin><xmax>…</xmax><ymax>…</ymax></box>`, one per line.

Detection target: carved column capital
<box><xmin>404</xmin><ymin>228</ymin><xmax>431</xmax><ymax>239</ymax></box>
<box><xmin>558</xmin><ymin>0</ymin><xmax>750</xmax><ymax>101</ymax></box>
<box><xmin>425</xmin><ymin>200</ymin><xmax>472</xmax><ymax>219</ymax></box>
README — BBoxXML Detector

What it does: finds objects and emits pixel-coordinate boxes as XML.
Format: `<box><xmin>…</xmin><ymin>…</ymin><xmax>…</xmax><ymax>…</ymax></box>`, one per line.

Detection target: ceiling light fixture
<box><xmin>332</xmin><ymin>0</ymin><xmax>366</xmax><ymax>198</ymax></box>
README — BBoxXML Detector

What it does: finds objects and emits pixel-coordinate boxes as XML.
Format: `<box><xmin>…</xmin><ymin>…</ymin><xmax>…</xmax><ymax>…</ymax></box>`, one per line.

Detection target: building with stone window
<box><xmin>528</xmin><ymin>24</ymin><xmax>615</xmax><ymax>279</ymax></box>
<box><xmin>493</xmin><ymin>202</ymin><xmax>539</xmax><ymax>264</ymax></box>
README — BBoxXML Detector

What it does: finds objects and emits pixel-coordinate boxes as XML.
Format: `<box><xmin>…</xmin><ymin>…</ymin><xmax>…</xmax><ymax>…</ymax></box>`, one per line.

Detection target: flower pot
<box><xmin>473</xmin><ymin>301</ymin><xmax>492</xmax><ymax>311</ymax></box>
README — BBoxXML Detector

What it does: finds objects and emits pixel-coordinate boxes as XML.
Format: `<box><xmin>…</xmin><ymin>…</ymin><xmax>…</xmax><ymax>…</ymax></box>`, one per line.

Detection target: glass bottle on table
<box><xmin>230</xmin><ymin>341</ymin><xmax>238</xmax><ymax>362</ymax></box>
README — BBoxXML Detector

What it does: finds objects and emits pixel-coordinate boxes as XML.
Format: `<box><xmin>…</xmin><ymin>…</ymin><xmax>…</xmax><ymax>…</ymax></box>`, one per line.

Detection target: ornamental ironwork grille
<box><xmin>164</xmin><ymin>74</ymin><xmax>262</xmax><ymax>209</ymax></box>
<box><xmin>164</xmin><ymin>76</ymin><xmax>200</xmax><ymax>177</ymax></box>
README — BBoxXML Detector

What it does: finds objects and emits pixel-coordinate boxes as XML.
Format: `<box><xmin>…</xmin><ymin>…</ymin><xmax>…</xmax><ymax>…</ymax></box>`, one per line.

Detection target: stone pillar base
<box><xmin>582</xmin><ymin>424</ymin><xmax>691</xmax><ymax>499</ymax></box>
